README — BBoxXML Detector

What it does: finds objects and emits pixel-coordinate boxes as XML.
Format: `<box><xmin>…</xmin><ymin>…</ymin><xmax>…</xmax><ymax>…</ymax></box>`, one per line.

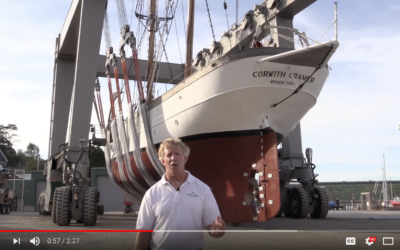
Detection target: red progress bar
<box><xmin>0</xmin><ymin>230</ymin><xmax>153</xmax><ymax>233</ymax></box>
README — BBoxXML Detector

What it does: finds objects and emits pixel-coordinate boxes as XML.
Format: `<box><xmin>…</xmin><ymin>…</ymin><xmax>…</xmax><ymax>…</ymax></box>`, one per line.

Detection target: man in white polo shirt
<box><xmin>135</xmin><ymin>138</ymin><xmax>225</xmax><ymax>250</ymax></box>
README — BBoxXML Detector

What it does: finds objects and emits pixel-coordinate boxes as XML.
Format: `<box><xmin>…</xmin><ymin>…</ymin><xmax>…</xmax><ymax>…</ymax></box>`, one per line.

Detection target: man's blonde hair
<box><xmin>158</xmin><ymin>138</ymin><xmax>190</xmax><ymax>160</ymax></box>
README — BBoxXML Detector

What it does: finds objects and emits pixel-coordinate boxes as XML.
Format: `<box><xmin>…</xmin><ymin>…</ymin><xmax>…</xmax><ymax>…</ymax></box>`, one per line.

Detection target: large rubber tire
<box><xmin>38</xmin><ymin>191</ymin><xmax>51</xmax><ymax>215</ymax></box>
<box><xmin>5</xmin><ymin>205</ymin><xmax>11</xmax><ymax>214</ymax></box>
<box><xmin>52</xmin><ymin>188</ymin><xmax>60</xmax><ymax>223</ymax></box>
<box><xmin>84</xmin><ymin>187</ymin><xmax>98</xmax><ymax>226</ymax></box>
<box><xmin>282</xmin><ymin>188</ymin><xmax>292</xmax><ymax>218</ymax></box>
<box><xmin>57</xmin><ymin>186</ymin><xmax>72</xmax><ymax>226</ymax></box>
<box><xmin>0</xmin><ymin>205</ymin><xmax>5</xmax><ymax>214</ymax></box>
<box><xmin>97</xmin><ymin>204</ymin><xmax>104</xmax><ymax>215</ymax></box>
<box><xmin>275</xmin><ymin>188</ymin><xmax>288</xmax><ymax>218</ymax></box>
<box><xmin>288</xmin><ymin>187</ymin><xmax>309</xmax><ymax>219</ymax></box>
<box><xmin>310</xmin><ymin>186</ymin><xmax>329</xmax><ymax>218</ymax></box>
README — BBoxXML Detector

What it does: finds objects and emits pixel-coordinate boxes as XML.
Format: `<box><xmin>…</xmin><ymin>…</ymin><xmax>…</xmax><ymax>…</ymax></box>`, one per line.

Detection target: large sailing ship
<box><xmin>94</xmin><ymin>0</ymin><xmax>340</xmax><ymax>223</ymax></box>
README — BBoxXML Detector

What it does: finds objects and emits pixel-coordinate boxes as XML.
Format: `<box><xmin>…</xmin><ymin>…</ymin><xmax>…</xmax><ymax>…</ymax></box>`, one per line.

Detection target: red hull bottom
<box><xmin>110</xmin><ymin>131</ymin><xmax>280</xmax><ymax>223</ymax></box>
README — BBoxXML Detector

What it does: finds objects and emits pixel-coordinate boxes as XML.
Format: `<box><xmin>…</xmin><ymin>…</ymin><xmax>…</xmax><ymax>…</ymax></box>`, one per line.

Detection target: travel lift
<box><xmin>276</xmin><ymin>123</ymin><xmax>329</xmax><ymax>219</ymax></box>
<box><xmin>38</xmin><ymin>0</ymin><xmax>148</xmax><ymax>226</ymax></box>
<box><xmin>38</xmin><ymin>0</ymin><xmax>108</xmax><ymax>226</ymax></box>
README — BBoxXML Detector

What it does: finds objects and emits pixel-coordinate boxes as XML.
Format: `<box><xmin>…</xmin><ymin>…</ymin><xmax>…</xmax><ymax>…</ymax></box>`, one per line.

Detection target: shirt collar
<box><xmin>161</xmin><ymin>170</ymin><xmax>195</xmax><ymax>185</ymax></box>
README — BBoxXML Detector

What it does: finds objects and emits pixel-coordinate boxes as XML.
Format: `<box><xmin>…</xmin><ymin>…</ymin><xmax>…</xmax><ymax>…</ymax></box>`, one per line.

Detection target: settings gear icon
<box><xmin>365</xmin><ymin>238</ymin><xmax>374</xmax><ymax>246</ymax></box>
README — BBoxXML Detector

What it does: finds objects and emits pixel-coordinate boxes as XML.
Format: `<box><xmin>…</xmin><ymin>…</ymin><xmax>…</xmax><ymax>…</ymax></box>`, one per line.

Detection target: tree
<box><xmin>90</xmin><ymin>145</ymin><xmax>105</xmax><ymax>167</ymax></box>
<box><xmin>24</xmin><ymin>157</ymin><xmax>39</xmax><ymax>171</ymax></box>
<box><xmin>25</xmin><ymin>143</ymin><xmax>40</xmax><ymax>158</ymax></box>
<box><xmin>0</xmin><ymin>124</ymin><xmax>18</xmax><ymax>149</ymax></box>
<box><xmin>0</xmin><ymin>124</ymin><xmax>22</xmax><ymax>166</ymax></box>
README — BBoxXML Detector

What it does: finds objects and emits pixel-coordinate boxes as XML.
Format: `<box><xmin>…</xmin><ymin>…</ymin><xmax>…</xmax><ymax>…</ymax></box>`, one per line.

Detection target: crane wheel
<box><xmin>57</xmin><ymin>186</ymin><xmax>72</xmax><ymax>226</ymax></box>
<box><xmin>84</xmin><ymin>187</ymin><xmax>98</xmax><ymax>226</ymax></box>
<box><xmin>0</xmin><ymin>205</ymin><xmax>5</xmax><ymax>214</ymax></box>
<box><xmin>276</xmin><ymin>188</ymin><xmax>290</xmax><ymax>218</ymax></box>
<box><xmin>288</xmin><ymin>186</ymin><xmax>309</xmax><ymax>219</ymax></box>
<box><xmin>38</xmin><ymin>191</ymin><xmax>51</xmax><ymax>216</ymax></box>
<box><xmin>97</xmin><ymin>204</ymin><xmax>104</xmax><ymax>215</ymax></box>
<box><xmin>5</xmin><ymin>205</ymin><xmax>11</xmax><ymax>214</ymax></box>
<box><xmin>52</xmin><ymin>188</ymin><xmax>60</xmax><ymax>223</ymax></box>
<box><xmin>310</xmin><ymin>186</ymin><xmax>329</xmax><ymax>218</ymax></box>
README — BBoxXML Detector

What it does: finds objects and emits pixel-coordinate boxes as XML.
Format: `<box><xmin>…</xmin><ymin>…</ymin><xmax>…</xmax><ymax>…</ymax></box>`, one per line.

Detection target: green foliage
<box><xmin>89</xmin><ymin>145</ymin><xmax>105</xmax><ymax>167</ymax></box>
<box><xmin>0</xmin><ymin>124</ymin><xmax>44</xmax><ymax>169</ymax></box>
<box><xmin>0</xmin><ymin>124</ymin><xmax>22</xmax><ymax>166</ymax></box>
<box><xmin>24</xmin><ymin>143</ymin><xmax>40</xmax><ymax>158</ymax></box>
<box><xmin>319</xmin><ymin>183</ymin><xmax>400</xmax><ymax>201</ymax></box>
<box><xmin>0</xmin><ymin>124</ymin><xmax>18</xmax><ymax>148</ymax></box>
<box><xmin>24</xmin><ymin>157</ymin><xmax>39</xmax><ymax>171</ymax></box>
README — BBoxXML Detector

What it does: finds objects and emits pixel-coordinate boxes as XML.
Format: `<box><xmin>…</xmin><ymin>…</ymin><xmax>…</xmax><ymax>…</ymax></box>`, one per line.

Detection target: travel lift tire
<box><xmin>38</xmin><ymin>191</ymin><xmax>51</xmax><ymax>216</ymax></box>
<box><xmin>288</xmin><ymin>186</ymin><xmax>309</xmax><ymax>219</ymax></box>
<box><xmin>97</xmin><ymin>204</ymin><xmax>104</xmax><ymax>215</ymax></box>
<box><xmin>57</xmin><ymin>186</ymin><xmax>72</xmax><ymax>226</ymax></box>
<box><xmin>0</xmin><ymin>205</ymin><xmax>5</xmax><ymax>214</ymax></box>
<box><xmin>83</xmin><ymin>187</ymin><xmax>98</xmax><ymax>226</ymax></box>
<box><xmin>275</xmin><ymin>188</ymin><xmax>289</xmax><ymax>218</ymax></box>
<box><xmin>5</xmin><ymin>205</ymin><xmax>11</xmax><ymax>214</ymax></box>
<box><xmin>52</xmin><ymin>188</ymin><xmax>60</xmax><ymax>223</ymax></box>
<box><xmin>310</xmin><ymin>186</ymin><xmax>329</xmax><ymax>218</ymax></box>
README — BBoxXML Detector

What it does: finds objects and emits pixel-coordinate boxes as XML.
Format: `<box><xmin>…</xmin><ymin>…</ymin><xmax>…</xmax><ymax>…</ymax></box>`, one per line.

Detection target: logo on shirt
<box><xmin>186</xmin><ymin>192</ymin><xmax>199</xmax><ymax>197</ymax></box>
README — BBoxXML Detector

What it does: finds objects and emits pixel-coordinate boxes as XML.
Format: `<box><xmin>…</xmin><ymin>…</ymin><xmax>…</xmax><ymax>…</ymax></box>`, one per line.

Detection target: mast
<box><xmin>382</xmin><ymin>154</ymin><xmax>388</xmax><ymax>206</ymax></box>
<box><xmin>334</xmin><ymin>2</ymin><xmax>338</xmax><ymax>41</ymax></box>
<box><xmin>146</xmin><ymin>0</ymin><xmax>157</xmax><ymax>100</ymax></box>
<box><xmin>185</xmin><ymin>0</ymin><xmax>195</xmax><ymax>78</ymax></box>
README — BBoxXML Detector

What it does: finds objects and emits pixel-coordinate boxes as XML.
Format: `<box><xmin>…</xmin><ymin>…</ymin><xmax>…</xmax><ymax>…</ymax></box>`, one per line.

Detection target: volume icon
<box><xmin>30</xmin><ymin>236</ymin><xmax>40</xmax><ymax>246</ymax></box>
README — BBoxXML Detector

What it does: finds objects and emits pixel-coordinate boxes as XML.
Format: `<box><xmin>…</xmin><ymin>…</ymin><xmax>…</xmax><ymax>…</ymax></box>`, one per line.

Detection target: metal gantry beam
<box><xmin>96</xmin><ymin>55</ymin><xmax>184</xmax><ymax>84</ymax></box>
<box><xmin>48</xmin><ymin>0</ymin><xmax>107</xmax><ymax>156</ymax></box>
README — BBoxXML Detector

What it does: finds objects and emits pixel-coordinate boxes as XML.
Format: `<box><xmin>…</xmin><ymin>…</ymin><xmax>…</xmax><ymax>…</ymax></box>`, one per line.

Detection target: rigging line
<box><xmin>223</xmin><ymin>1</ymin><xmax>229</xmax><ymax>30</ymax></box>
<box><xmin>157</xmin><ymin>1</ymin><xmax>178</xmax><ymax>81</ymax></box>
<box><xmin>120</xmin><ymin>0</ymin><xmax>128</xmax><ymax>24</ymax></box>
<box><xmin>128</xmin><ymin>3</ymin><xmax>145</xmax><ymax>77</ymax></box>
<box><xmin>145</xmin><ymin>1</ymin><xmax>171</xmax><ymax>103</ymax></box>
<box><xmin>158</xmin><ymin>32</ymin><xmax>173</xmax><ymax>82</ymax></box>
<box><xmin>127</xmin><ymin>28</ymin><xmax>146</xmax><ymax>78</ymax></box>
<box><xmin>130</xmin><ymin>0</ymin><xmax>135</xmax><ymax>27</ymax></box>
<box><xmin>204</xmin><ymin>0</ymin><xmax>216</xmax><ymax>41</ymax></box>
<box><xmin>174</xmin><ymin>0</ymin><xmax>183</xmax><ymax>64</ymax></box>
<box><xmin>145</xmin><ymin>0</ymin><xmax>173</xmax><ymax>80</ymax></box>
<box><xmin>223</xmin><ymin>0</ymin><xmax>232</xmax><ymax>49</ymax></box>
<box><xmin>116</xmin><ymin>0</ymin><xmax>128</xmax><ymax>27</ymax></box>
<box><xmin>103</xmin><ymin>11</ymin><xmax>112</xmax><ymax>49</ymax></box>
<box><xmin>116</xmin><ymin>0</ymin><xmax>123</xmax><ymax>28</ymax></box>
<box><xmin>181</xmin><ymin>0</ymin><xmax>186</xmax><ymax>39</ymax></box>
<box><xmin>271</xmin><ymin>45</ymin><xmax>335</xmax><ymax>108</ymax></box>
<box><xmin>173</xmin><ymin>9</ymin><xmax>183</xmax><ymax>64</ymax></box>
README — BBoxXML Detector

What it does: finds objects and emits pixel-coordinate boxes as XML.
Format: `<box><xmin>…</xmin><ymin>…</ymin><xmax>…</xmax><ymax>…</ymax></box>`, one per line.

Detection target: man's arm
<box><xmin>134</xmin><ymin>232</ymin><xmax>152</xmax><ymax>250</ymax></box>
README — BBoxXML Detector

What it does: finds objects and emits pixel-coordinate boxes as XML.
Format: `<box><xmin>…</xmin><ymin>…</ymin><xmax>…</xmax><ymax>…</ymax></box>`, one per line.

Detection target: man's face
<box><xmin>161</xmin><ymin>145</ymin><xmax>187</xmax><ymax>173</ymax></box>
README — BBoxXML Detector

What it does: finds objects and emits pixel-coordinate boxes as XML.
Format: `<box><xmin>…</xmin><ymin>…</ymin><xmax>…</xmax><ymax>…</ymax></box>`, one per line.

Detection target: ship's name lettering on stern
<box><xmin>252</xmin><ymin>71</ymin><xmax>315</xmax><ymax>83</ymax></box>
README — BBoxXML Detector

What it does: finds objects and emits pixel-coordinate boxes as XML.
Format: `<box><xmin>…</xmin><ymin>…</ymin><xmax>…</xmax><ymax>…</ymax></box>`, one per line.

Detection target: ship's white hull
<box><xmin>132</xmin><ymin>51</ymin><xmax>329</xmax><ymax>150</ymax></box>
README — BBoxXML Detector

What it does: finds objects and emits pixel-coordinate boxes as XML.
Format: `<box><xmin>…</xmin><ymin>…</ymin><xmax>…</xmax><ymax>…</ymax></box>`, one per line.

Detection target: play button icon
<box><xmin>13</xmin><ymin>238</ymin><xmax>20</xmax><ymax>244</ymax></box>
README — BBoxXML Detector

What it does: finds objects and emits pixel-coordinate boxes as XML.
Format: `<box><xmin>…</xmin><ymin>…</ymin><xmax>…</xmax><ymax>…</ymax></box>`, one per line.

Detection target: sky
<box><xmin>0</xmin><ymin>0</ymin><xmax>399</xmax><ymax>183</ymax></box>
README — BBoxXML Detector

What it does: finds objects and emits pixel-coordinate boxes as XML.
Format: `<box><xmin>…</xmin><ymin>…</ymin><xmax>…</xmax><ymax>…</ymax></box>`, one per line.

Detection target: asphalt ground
<box><xmin>0</xmin><ymin>210</ymin><xmax>399</xmax><ymax>250</ymax></box>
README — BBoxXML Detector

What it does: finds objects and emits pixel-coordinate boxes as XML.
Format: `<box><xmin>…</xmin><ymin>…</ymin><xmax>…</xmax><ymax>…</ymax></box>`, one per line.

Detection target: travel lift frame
<box><xmin>39</xmin><ymin>0</ymin><xmax>182</xmax><ymax>226</ymax></box>
<box><xmin>277</xmin><ymin>123</ymin><xmax>329</xmax><ymax>219</ymax></box>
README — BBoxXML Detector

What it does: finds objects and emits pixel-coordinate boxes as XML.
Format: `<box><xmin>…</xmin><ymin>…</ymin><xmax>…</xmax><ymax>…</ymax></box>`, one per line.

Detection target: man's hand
<box><xmin>206</xmin><ymin>215</ymin><xmax>225</xmax><ymax>238</ymax></box>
